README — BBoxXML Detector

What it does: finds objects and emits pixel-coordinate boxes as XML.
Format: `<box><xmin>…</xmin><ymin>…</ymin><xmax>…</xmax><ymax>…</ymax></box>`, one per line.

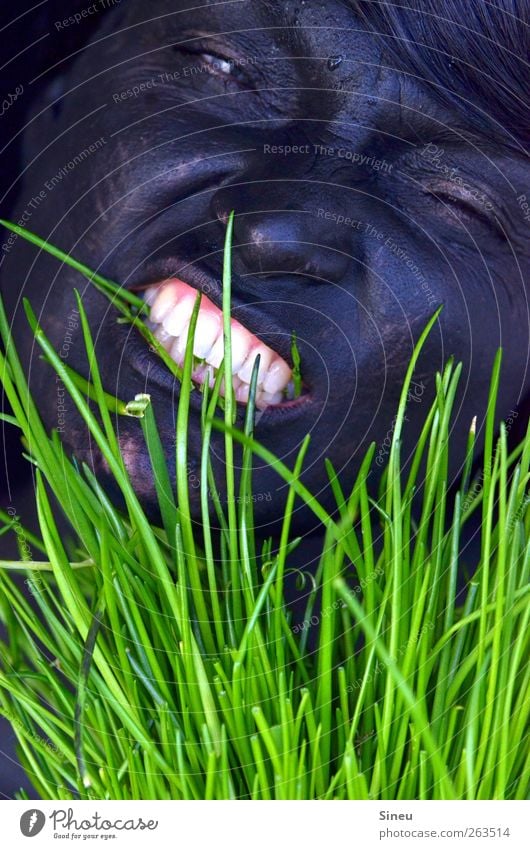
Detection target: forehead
<box><xmin>82</xmin><ymin>0</ymin><xmax>497</xmax><ymax>147</ymax></box>
<box><xmin>109</xmin><ymin>0</ymin><xmax>387</xmax><ymax>109</ymax></box>
<box><xmin>124</xmin><ymin>0</ymin><xmax>358</xmax><ymax>22</ymax></box>
<box><xmin>121</xmin><ymin>0</ymin><xmax>370</xmax><ymax>53</ymax></box>
<box><xmin>95</xmin><ymin>0</ymin><xmax>399</xmax><ymax>144</ymax></box>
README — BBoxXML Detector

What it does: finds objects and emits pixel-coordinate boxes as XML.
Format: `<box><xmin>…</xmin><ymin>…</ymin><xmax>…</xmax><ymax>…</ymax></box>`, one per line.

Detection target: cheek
<box><xmin>362</xmin><ymin>224</ymin><xmax>501</xmax><ymax>343</ymax></box>
<box><xmin>358</xmin><ymin>223</ymin><xmax>443</xmax><ymax>320</ymax></box>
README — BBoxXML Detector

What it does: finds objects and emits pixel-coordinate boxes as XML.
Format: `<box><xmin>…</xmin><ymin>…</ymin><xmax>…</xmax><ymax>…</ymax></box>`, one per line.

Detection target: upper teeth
<box><xmin>143</xmin><ymin>279</ymin><xmax>293</xmax><ymax>410</ymax></box>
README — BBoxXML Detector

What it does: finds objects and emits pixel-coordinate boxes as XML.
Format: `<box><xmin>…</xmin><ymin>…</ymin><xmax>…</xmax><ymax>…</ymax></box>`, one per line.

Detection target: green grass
<box><xmin>0</xmin><ymin>217</ymin><xmax>528</xmax><ymax>800</ymax></box>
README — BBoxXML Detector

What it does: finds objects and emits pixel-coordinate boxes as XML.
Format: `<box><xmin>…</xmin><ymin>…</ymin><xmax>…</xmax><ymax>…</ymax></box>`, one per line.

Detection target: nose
<box><xmin>211</xmin><ymin>183</ymin><xmax>352</xmax><ymax>283</ymax></box>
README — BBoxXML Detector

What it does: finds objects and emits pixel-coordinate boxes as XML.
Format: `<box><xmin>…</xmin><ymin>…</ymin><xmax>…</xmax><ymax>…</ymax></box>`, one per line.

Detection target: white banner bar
<box><xmin>2</xmin><ymin>800</ymin><xmax>528</xmax><ymax>848</ymax></box>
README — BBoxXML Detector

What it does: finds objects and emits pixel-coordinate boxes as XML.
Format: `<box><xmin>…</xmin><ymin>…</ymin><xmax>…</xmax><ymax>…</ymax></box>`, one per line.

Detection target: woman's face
<box><xmin>2</xmin><ymin>0</ymin><xmax>529</xmax><ymax>532</ymax></box>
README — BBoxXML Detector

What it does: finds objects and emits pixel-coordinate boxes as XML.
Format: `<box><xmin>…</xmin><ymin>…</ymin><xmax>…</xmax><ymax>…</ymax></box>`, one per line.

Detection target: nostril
<box><xmin>242</xmin><ymin>233</ymin><xmax>350</xmax><ymax>282</ymax></box>
<box><xmin>211</xmin><ymin>187</ymin><xmax>353</xmax><ymax>282</ymax></box>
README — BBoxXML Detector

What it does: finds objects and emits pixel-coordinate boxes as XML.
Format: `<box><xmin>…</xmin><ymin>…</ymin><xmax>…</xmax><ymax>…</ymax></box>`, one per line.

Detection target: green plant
<box><xmin>0</xmin><ymin>218</ymin><xmax>528</xmax><ymax>800</ymax></box>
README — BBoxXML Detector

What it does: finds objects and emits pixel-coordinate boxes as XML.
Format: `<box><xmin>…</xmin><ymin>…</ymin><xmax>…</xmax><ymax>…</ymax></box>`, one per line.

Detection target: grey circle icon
<box><xmin>20</xmin><ymin>810</ymin><xmax>46</xmax><ymax>837</ymax></box>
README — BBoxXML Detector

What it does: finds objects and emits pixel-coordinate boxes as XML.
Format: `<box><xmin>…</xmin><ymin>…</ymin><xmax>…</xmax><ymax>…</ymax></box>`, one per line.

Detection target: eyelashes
<box><xmin>396</xmin><ymin>148</ymin><xmax>507</xmax><ymax>240</ymax></box>
<box><xmin>427</xmin><ymin>179</ymin><xmax>493</xmax><ymax>215</ymax></box>
<box><xmin>171</xmin><ymin>43</ymin><xmax>252</xmax><ymax>87</ymax></box>
<box><xmin>423</xmin><ymin>179</ymin><xmax>505</xmax><ymax>238</ymax></box>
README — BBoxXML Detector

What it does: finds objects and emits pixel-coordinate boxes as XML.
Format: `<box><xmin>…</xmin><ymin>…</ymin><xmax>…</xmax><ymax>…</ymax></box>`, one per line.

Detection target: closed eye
<box><xmin>424</xmin><ymin>179</ymin><xmax>505</xmax><ymax>239</ymax></box>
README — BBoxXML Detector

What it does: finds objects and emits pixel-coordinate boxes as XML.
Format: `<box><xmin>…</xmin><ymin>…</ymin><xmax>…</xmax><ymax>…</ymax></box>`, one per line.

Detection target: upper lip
<box><xmin>127</xmin><ymin>254</ymin><xmax>300</xmax><ymax>368</ymax></box>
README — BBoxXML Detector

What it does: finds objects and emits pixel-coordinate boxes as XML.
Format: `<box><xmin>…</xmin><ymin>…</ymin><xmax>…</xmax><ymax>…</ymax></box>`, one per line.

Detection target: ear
<box><xmin>19</xmin><ymin>0</ymin><xmax>127</xmax><ymax>162</ymax></box>
<box><xmin>20</xmin><ymin>74</ymin><xmax>70</xmax><ymax>170</ymax></box>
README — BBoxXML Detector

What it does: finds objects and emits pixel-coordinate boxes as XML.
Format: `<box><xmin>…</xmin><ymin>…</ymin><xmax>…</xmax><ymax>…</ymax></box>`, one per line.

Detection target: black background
<box><xmin>0</xmin><ymin>0</ymin><xmax>103</xmax><ymax>800</ymax></box>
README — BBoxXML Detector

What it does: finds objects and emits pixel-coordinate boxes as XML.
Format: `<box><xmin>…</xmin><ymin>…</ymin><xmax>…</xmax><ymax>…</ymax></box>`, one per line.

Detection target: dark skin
<box><xmin>2</xmin><ymin>0</ymin><xmax>529</xmax><ymax>537</ymax></box>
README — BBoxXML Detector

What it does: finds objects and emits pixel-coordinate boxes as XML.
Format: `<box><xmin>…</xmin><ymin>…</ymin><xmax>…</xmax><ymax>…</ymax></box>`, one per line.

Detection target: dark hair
<box><xmin>353</xmin><ymin>0</ymin><xmax>529</xmax><ymax>148</ymax></box>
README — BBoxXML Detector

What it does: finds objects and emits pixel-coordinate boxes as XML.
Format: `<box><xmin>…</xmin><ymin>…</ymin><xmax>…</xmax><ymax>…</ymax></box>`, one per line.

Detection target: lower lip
<box><xmin>185</xmin><ymin>376</ymin><xmax>313</xmax><ymax>419</ymax></box>
<box><xmin>128</xmin><ymin>322</ymin><xmax>313</xmax><ymax>419</ymax></box>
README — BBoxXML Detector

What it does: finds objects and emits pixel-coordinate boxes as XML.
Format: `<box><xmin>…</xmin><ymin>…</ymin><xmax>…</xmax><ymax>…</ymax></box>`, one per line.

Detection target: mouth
<box><xmin>141</xmin><ymin>277</ymin><xmax>299</xmax><ymax>410</ymax></box>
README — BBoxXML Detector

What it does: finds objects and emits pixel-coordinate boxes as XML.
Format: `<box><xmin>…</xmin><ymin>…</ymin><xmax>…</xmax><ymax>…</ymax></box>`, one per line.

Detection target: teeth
<box><xmin>235</xmin><ymin>382</ymin><xmax>250</xmax><ymax>405</ymax></box>
<box><xmin>162</xmin><ymin>294</ymin><xmax>195</xmax><ymax>337</ymax></box>
<box><xmin>169</xmin><ymin>335</ymin><xmax>186</xmax><ymax>365</ymax></box>
<box><xmin>206</xmin><ymin>335</ymin><xmax>225</xmax><ymax>369</ymax></box>
<box><xmin>238</xmin><ymin>345</ymin><xmax>274</xmax><ymax>385</ymax></box>
<box><xmin>207</xmin><ymin>322</ymin><xmax>253</xmax><ymax>373</ymax></box>
<box><xmin>230</xmin><ymin>324</ymin><xmax>253</xmax><ymax>373</ymax></box>
<box><xmin>260</xmin><ymin>390</ymin><xmax>284</xmax><ymax>406</ymax></box>
<box><xmin>263</xmin><ymin>358</ymin><xmax>293</xmax><ymax>394</ymax></box>
<box><xmin>150</xmin><ymin>281</ymin><xmax>180</xmax><ymax>323</ymax></box>
<box><xmin>143</xmin><ymin>287</ymin><xmax>159</xmax><ymax>307</ymax></box>
<box><xmin>193</xmin><ymin>310</ymin><xmax>222</xmax><ymax>359</ymax></box>
<box><xmin>144</xmin><ymin>279</ymin><xmax>296</xmax><ymax>410</ymax></box>
<box><xmin>192</xmin><ymin>362</ymin><xmax>215</xmax><ymax>386</ymax></box>
<box><xmin>154</xmin><ymin>327</ymin><xmax>175</xmax><ymax>352</ymax></box>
